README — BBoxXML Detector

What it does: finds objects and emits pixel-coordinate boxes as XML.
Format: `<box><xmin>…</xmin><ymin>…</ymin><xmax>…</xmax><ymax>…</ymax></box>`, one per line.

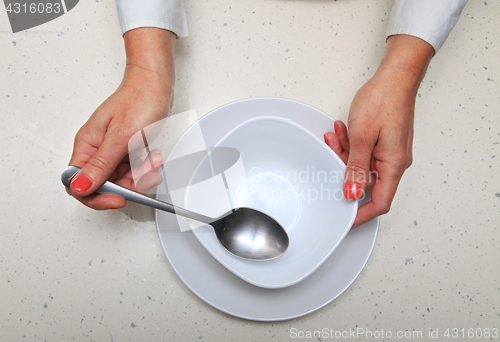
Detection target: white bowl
<box><xmin>167</xmin><ymin>98</ymin><xmax>357</xmax><ymax>288</ymax></box>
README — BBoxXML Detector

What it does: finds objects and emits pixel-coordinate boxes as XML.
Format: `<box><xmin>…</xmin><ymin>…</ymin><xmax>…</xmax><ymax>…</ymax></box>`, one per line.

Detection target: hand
<box><xmin>324</xmin><ymin>35</ymin><xmax>434</xmax><ymax>228</ymax></box>
<box><xmin>66</xmin><ymin>28</ymin><xmax>176</xmax><ymax>210</ymax></box>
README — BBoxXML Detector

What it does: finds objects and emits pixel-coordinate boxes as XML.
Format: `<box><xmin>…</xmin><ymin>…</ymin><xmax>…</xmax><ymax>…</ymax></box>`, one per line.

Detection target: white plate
<box><xmin>183</xmin><ymin>116</ymin><xmax>357</xmax><ymax>288</ymax></box>
<box><xmin>156</xmin><ymin>97</ymin><xmax>379</xmax><ymax>321</ymax></box>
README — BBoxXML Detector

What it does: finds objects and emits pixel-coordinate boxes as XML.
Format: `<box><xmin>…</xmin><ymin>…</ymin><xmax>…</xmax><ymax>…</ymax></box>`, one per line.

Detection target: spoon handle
<box><xmin>61</xmin><ymin>165</ymin><xmax>213</xmax><ymax>224</ymax></box>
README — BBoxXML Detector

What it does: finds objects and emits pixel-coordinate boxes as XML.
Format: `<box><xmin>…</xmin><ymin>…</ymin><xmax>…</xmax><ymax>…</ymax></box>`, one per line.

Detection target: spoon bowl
<box><xmin>61</xmin><ymin>166</ymin><xmax>289</xmax><ymax>261</ymax></box>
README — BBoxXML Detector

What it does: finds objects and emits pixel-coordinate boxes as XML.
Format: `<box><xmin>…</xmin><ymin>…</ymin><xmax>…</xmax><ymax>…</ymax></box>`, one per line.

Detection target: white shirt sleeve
<box><xmin>386</xmin><ymin>0</ymin><xmax>467</xmax><ymax>53</ymax></box>
<box><xmin>115</xmin><ymin>0</ymin><xmax>188</xmax><ymax>38</ymax></box>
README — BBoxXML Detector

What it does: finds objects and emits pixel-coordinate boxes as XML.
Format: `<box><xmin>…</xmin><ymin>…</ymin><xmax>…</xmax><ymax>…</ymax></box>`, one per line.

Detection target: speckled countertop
<box><xmin>1</xmin><ymin>0</ymin><xmax>498</xmax><ymax>341</ymax></box>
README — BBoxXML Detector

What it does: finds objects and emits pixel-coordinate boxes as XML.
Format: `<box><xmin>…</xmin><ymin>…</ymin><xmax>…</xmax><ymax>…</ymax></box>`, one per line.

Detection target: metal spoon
<box><xmin>61</xmin><ymin>166</ymin><xmax>289</xmax><ymax>261</ymax></box>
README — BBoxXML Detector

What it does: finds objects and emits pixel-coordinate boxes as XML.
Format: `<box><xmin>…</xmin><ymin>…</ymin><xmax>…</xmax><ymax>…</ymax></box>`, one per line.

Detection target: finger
<box><xmin>323</xmin><ymin>121</ymin><xmax>350</xmax><ymax>163</ymax></box>
<box><xmin>334</xmin><ymin>120</ymin><xmax>350</xmax><ymax>153</ymax></box>
<box><xmin>68</xmin><ymin>127</ymin><xmax>99</xmax><ymax>172</ymax></box>
<box><xmin>130</xmin><ymin>149</ymin><xmax>164</xmax><ymax>180</ymax></box>
<box><xmin>350</xmin><ymin>164</ymin><xmax>401</xmax><ymax>228</ymax></box>
<box><xmin>333</xmin><ymin>120</ymin><xmax>379</xmax><ymax>188</ymax></box>
<box><xmin>365</xmin><ymin>156</ymin><xmax>378</xmax><ymax>188</ymax></box>
<box><xmin>351</xmin><ymin>201</ymin><xmax>378</xmax><ymax>228</ymax></box>
<box><xmin>115</xmin><ymin>161</ymin><xmax>132</xmax><ymax>180</ymax></box>
<box><xmin>135</xmin><ymin>171</ymin><xmax>164</xmax><ymax>193</ymax></box>
<box><xmin>68</xmin><ymin>176</ymin><xmax>140</xmax><ymax>210</ymax></box>
<box><xmin>126</xmin><ymin>152</ymin><xmax>164</xmax><ymax>193</ymax></box>
<box><xmin>343</xmin><ymin>124</ymin><xmax>378</xmax><ymax>201</ymax></box>
<box><xmin>115</xmin><ymin>165</ymin><xmax>163</xmax><ymax>194</ymax></box>
<box><xmin>324</xmin><ymin>132</ymin><xmax>349</xmax><ymax>163</ymax></box>
<box><xmin>76</xmin><ymin>176</ymin><xmax>136</xmax><ymax>210</ymax></box>
<box><xmin>69</xmin><ymin>134</ymin><xmax>129</xmax><ymax>197</ymax></box>
<box><xmin>65</xmin><ymin>187</ymin><xmax>126</xmax><ymax>210</ymax></box>
<box><xmin>122</xmin><ymin>149</ymin><xmax>164</xmax><ymax>188</ymax></box>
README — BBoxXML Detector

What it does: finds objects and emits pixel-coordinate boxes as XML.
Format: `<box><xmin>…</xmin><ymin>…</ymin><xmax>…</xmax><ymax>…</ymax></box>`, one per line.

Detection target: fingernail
<box><xmin>334</xmin><ymin>121</ymin><xmax>338</xmax><ymax>134</ymax></box>
<box><xmin>71</xmin><ymin>175</ymin><xmax>92</xmax><ymax>192</ymax></box>
<box><xmin>344</xmin><ymin>183</ymin><xmax>362</xmax><ymax>200</ymax></box>
<box><xmin>323</xmin><ymin>134</ymin><xmax>329</xmax><ymax>145</ymax></box>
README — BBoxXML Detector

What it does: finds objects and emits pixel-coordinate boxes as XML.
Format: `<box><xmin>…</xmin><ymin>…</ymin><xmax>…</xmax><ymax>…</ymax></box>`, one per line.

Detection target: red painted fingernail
<box><xmin>344</xmin><ymin>183</ymin><xmax>362</xmax><ymax>200</ymax></box>
<box><xmin>71</xmin><ymin>175</ymin><xmax>92</xmax><ymax>192</ymax></box>
<box><xmin>324</xmin><ymin>134</ymin><xmax>329</xmax><ymax>145</ymax></box>
<box><xmin>334</xmin><ymin>121</ymin><xmax>338</xmax><ymax>134</ymax></box>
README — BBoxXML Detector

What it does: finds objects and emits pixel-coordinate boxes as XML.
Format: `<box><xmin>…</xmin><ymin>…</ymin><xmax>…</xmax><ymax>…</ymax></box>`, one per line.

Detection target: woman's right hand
<box><xmin>66</xmin><ymin>28</ymin><xmax>176</xmax><ymax>210</ymax></box>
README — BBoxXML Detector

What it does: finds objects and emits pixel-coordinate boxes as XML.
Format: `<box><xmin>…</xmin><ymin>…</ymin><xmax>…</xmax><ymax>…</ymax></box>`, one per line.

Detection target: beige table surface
<box><xmin>1</xmin><ymin>1</ymin><xmax>498</xmax><ymax>341</ymax></box>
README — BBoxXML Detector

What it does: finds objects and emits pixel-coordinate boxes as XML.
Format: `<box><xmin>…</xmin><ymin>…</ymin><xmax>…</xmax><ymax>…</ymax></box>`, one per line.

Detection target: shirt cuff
<box><xmin>115</xmin><ymin>0</ymin><xmax>188</xmax><ymax>38</ymax></box>
<box><xmin>386</xmin><ymin>0</ymin><xmax>467</xmax><ymax>53</ymax></box>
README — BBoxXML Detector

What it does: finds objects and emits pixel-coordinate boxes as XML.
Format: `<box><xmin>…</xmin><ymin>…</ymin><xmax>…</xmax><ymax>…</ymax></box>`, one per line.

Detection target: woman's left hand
<box><xmin>324</xmin><ymin>34</ymin><xmax>434</xmax><ymax>228</ymax></box>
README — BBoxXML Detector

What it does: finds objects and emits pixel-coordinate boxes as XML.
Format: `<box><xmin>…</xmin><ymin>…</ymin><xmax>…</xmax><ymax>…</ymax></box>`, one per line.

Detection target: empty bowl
<box><xmin>165</xmin><ymin>98</ymin><xmax>357</xmax><ymax>288</ymax></box>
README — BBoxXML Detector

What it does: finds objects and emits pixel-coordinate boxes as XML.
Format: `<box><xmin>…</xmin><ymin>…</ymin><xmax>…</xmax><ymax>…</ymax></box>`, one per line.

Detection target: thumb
<box><xmin>69</xmin><ymin>137</ymin><xmax>128</xmax><ymax>197</ymax></box>
<box><xmin>343</xmin><ymin>127</ymin><xmax>377</xmax><ymax>200</ymax></box>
